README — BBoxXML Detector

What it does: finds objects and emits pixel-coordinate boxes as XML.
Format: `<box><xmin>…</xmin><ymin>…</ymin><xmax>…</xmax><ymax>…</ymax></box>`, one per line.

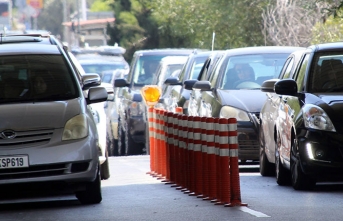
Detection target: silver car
<box><xmin>0</xmin><ymin>42</ymin><xmax>107</xmax><ymax>204</ymax></box>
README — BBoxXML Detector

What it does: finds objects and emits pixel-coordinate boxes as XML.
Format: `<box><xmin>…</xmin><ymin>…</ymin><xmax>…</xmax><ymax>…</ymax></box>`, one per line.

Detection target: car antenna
<box><xmin>211</xmin><ymin>31</ymin><xmax>215</xmax><ymax>51</ymax></box>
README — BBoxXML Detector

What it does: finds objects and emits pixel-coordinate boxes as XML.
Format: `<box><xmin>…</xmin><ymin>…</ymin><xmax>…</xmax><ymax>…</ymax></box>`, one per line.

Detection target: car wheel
<box><xmin>260</xmin><ymin>145</ymin><xmax>275</xmax><ymax>176</ymax></box>
<box><xmin>117</xmin><ymin>117</ymin><xmax>125</xmax><ymax>156</ymax></box>
<box><xmin>275</xmin><ymin>134</ymin><xmax>290</xmax><ymax>185</ymax></box>
<box><xmin>290</xmin><ymin>140</ymin><xmax>316</xmax><ymax>190</ymax></box>
<box><xmin>101</xmin><ymin>149</ymin><xmax>110</xmax><ymax>180</ymax></box>
<box><xmin>75</xmin><ymin>165</ymin><xmax>102</xmax><ymax>204</ymax></box>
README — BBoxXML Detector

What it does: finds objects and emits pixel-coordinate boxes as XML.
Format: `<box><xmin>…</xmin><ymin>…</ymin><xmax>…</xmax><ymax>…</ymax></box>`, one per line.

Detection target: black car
<box><xmin>114</xmin><ymin>48</ymin><xmax>194</xmax><ymax>156</ymax></box>
<box><xmin>260</xmin><ymin>42</ymin><xmax>343</xmax><ymax>190</ymax></box>
<box><xmin>191</xmin><ymin>46</ymin><xmax>303</xmax><ymax>162</ymax></box>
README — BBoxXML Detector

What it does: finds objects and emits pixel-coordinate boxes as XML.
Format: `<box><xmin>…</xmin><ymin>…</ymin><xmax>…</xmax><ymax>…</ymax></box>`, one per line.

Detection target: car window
<box><xmin>0</xmin><ymin>54</ymin><xmax>78</xmax><ymax>103</ymax></box>
<box><xmin>189</xmin><ymin>56</ymin><xmax>208</xmax><ymax>80</ymax></box>
<box><xmin>132</xmin><ymin>55</ymin><xmax>166</xmax><ymax>85</ymax></box>
<box><xmin>155</xmin><ymin>63</ymin><xmax>183</xmax><ymax>88</ymax></box>
<box><xmin>219</xmin><ymin>53</ymin><xmax>289</xmax><ymax>90</ymax></box>
<box><xmin>280</xmin><ymin>57</ymin><xmax>294</xmax><ymax>79</ymax></box>
<box><xmin>294</xmin><ymin>54</ymin><xmax>310</xmax><ymax>92</ymax></box>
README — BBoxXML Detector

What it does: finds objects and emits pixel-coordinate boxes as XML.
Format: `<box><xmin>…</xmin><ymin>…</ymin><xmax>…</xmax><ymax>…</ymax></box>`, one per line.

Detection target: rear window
<box><xmin>0</xmin><ymin>54</ymin><xmax>79</xmax><ymax>103</ymax></box>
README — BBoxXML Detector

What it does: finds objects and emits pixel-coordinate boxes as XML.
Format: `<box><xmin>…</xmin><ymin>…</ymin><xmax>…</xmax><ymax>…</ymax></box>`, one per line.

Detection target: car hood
<box><xmin>217</xmin><ymin>89</ymin><xmax>267</xmax><ymax>112</ymax></box>
<box><xmin>0</xmin><ymin>98</ymin><xmax>82</xmax><ymax>131</ymax></box>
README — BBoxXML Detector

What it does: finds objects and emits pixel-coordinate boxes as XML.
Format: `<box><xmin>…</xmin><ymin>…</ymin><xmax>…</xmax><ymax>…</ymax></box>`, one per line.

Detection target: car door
<box><xmin>261</xmin><ymin>56</ymin><xmax>296</xmax><ymax>161</ymax></box>
<box><xmin>198</xmin><ymin>55</ymin><xmax>226</xmax><ymax>117</ymax></box>
<box><xmin>278</xmin><ymin>53</ymin><xmax>310</xmax><ymax>165</ymax></box>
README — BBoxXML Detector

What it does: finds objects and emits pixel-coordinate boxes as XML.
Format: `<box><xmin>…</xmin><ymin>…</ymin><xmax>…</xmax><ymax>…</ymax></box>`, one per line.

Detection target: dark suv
<box><xmin>114</xmin><ymin>48</ymin><xmax>194</xmax><ymax>156</ymax></box>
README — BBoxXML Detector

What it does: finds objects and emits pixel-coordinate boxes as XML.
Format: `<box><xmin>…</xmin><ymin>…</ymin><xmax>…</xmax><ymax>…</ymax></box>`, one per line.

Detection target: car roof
<box><xmin>224</xmin><ymin>46</ymin><xmax>305</xmax><ymax>56</ymax></box>
<box><xmin>133</xmin><ymin>48</ymin><xmax>196</xmax><ymax>56</ymax></box>
<box><xmin>0</xmin><ymin>44</ymin><xmax>60</xmax><ymax>55</ymax></box>
<box><xmin>308</xmin><ymin>42</ymin><xmax>343</xmax><ymax>52</ymax></box>
<box><xmin>159</xmin><ymin>56</ymin><xmax>189</xmax><ymax>65</ymax></box>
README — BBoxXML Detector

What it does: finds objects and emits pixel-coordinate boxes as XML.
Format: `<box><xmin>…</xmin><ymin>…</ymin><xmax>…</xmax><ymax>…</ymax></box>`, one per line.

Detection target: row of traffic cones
<box><xmin>147</xmin><ymin>107</ymin><xmax>247</xmax><ymax>207</ymax></box>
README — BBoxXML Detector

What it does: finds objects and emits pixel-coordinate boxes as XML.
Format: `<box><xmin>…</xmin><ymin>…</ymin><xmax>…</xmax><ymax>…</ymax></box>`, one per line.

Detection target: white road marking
<box><xmin>239</xmin><ymin>206</ymin><xmax>271</xmax><ymax>218</ymax></box>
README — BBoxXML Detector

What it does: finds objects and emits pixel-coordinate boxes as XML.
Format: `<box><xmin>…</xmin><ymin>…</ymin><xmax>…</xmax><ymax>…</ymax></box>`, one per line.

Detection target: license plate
<box><xmin>0</xmin><ymin>156</ymin><xmax>29</xmax><ymax>169</ymax></box>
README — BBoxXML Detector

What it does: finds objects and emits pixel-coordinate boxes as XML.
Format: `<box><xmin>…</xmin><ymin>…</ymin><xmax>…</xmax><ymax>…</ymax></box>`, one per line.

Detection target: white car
<box><xmin>69</xmin><ymin>52</ymin><xmax>111</xmax><ymax>180</ymax></box>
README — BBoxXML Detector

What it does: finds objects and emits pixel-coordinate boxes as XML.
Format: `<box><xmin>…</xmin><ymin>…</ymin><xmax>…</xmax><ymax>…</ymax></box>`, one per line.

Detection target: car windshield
<box><xmin>219</xmin><ymin>53</ymin><xmax>289</xmax><ymax>90</ymax></box>
<box><xmin>309</xmin><ymin>52</ymin><xmax>343</xmax><ymax>93</ymax></box>
<box><xmin>81</xmin><ymin>63</ymin><xmax>127</xmax><ymax>75</ymax></box>
<box><xmin>155</xmin><ymin>63</ymin><xmax>184</xmax><ymax>88</ymax></box>
<box><xmin>0</xmin><ymin>54</ymin><xmax>78</xmax><ymax>103</ymax></box>
<box><xmin>132</xmin><ymin>55</ymin><xmax>166</xmax><ymax>85</ymax></box>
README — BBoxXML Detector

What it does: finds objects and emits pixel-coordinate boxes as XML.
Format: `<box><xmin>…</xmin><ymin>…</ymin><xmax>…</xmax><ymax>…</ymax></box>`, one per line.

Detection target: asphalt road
<box><xmin>1</xmin><ymin>155</ymin><xmax>343</xmax><ymax>221</ymax></box>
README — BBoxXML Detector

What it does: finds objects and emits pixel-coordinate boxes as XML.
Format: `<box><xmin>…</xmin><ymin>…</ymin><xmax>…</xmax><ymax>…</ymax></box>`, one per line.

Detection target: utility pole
<box><xmin>77</xmin><ymin>0</ymin><xmax>80</xmax><ymax>47</ymax></box>
<box><xmin>63</xmin><ymin>0</ymin><xmax>70</xmax><ymax>46</ymax></box>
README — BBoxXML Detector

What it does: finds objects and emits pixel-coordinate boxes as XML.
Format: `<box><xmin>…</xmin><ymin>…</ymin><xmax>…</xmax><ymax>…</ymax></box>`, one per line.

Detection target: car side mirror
<box><xmin>261</xmin><ymin>79</ymin><xmax>279</xmax><ymax>93</ymax></box>
<box><xmin>114</xmin><ymin>78</ymin><xmax>129</xmax><ymax>88</ymax></box>
<box><xmin>193</xmin><ymin>80</ymin><xmax>211</xmax><ymax>91</ymax></box>
<box><xmin>82</xmin><ymin>73</ymin><xmax>101</xmax><ymax>90</ymax></box>
<box><xmin>274</xmin><ymin>79</ymin><xmax>297</xmax><ymax>96</ymax></box>
<box><xmin>184</xmin><ymin>79</ymin><xmax>198</xmax><ymax>90</ymax></box>
<box><xmin>164</xmin><ymin>77</ymin><xmax>181</xmax><ymax>86</ymax></box>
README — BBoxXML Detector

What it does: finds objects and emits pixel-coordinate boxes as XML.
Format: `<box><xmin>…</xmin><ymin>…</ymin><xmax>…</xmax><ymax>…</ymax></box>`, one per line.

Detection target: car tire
<box><xmin>275</xmin><ymin>135</ymin><xmax>290</xmax><ymax>186</ymax></box>
<box><xmin>290</xmin><ymin>140</ymin><xmax>316</xmax><ymax>190</ymax></box>
<box><xmin>260</xmin><ymin>146</ymin><xmax>275</xmax><ymax>177</ymax></box>
<box><xmin>101</xmin><ymin>149</ymin><xmax>110</xmax><ymax>180</ymax></box>
<box><xmin>75</xmin><ymin>165</ymin><xmax>102</xmax><ymax>204</ymax></box>
<box><xmin>117</xmin><ymin>117</ymin><xmax>125</xmax><ymax>156</ymax></box>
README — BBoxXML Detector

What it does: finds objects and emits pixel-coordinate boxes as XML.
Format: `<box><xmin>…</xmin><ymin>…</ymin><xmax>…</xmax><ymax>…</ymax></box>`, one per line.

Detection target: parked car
<box><xmin>103</xmin><ymin>69</ymin><xmax>129</xmax><ymax>156</ymax></box>
<box><xmin>260</xmin><ymin>42</ymin><xmax>343</xmax><ymax>190</ymax></box>
<box><xmin>259</xmin><ymin>49</ymin><xmax>306</xmax><ymax>177</ymax></box>
<box><xmin>188</xmin><ymin>50</ymin><xmax>225</xmax><ymax>116</ymax></box>
<box><xmin>160</xmin><ymin>50</ymin><xmax>211</xmax><ymax>115</ymax></box>
<box><xmin>192</xmin><ymin>46</ymin><xmax>304</xmax><ymax>162</ymax></box>
<box><xmin>114</xmin><ymin>48</ymin><xmax>194</xmax><ymax>156</ymax></box>
<box><xmin>73</xmin><ymin>49</ymin><xmax>129</xmax><ymax>157</ymax></box>
<box><xmin>0</xmin><ymin>34</ymin><xmax>108</xmax><ymax>204</ymax></box>
<box><xmin>68</xmin><ymin>51</ymin><xmax>111</xmax><ymax>179</ymax></box>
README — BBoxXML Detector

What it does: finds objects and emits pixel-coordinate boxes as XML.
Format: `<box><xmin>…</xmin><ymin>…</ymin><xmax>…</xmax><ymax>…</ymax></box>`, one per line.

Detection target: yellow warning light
<box><xmin>141</xmin><ymin>85</ymin><xmax>162</xmax><ymax>107</ymax></box>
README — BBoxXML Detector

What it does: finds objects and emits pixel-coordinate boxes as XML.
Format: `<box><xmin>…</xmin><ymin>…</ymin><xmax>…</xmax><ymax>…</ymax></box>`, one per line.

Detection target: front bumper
<box><xmin>237</xmin><ymin>121</ymin><xmax>260</xmax><ymax>161</ymax></box>
<box><xmin>298</xmin><ymin>129</ymin><xmax>343</xmax><ymax>181</ymax></box>
<box><xmin>0</xmin><ymin>128</ymin><xmax>99</xmax><ymax>186</ymax></box>
<box><xmin>128</xmin><ymin>116</ymin><xmax>146</xmax><ymax>143</ymax></box>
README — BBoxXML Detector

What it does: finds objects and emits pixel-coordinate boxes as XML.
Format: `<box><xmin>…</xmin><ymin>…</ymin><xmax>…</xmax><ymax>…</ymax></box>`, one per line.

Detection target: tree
<box><xmin>261</xmin><ymin>0</ymin><xmax>328</xmax><ymax>47</ymax></box>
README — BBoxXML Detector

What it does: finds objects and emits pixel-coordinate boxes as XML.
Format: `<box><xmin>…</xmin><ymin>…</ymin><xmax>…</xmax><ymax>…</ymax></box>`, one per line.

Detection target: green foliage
<box><xmin>311</xmin><ymin>13</ymin><xmax>343</xmax><ymax>44</ymax></box>
<box><xmin>90</xmin><ymin>0</ymin><xmax>112</xmax><ymax>11</ymax></box>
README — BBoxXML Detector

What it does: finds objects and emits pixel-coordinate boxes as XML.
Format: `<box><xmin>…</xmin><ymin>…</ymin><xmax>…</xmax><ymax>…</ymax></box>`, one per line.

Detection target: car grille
<box><xmin>237</xmin><ymin>132</ymin><xmax>259</xmax><ymax>149</ymax></box>
<box><xmin>0</xmin><ymin>162</ymin><xmax>90</xmax><ymax>180</ymax></box>
<box><xmin>0</xmin><ymin>129</ymin><xmax>53</xmax><ymax>147</ymax></box>
<box><xmin>238</xmin><ymin>139</ymin><xmax>259</xmax><ymax>149</ymax></box>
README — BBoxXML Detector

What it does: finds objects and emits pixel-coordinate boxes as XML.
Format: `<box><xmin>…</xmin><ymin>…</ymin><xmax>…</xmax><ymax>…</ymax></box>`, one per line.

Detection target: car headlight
<box><xmin>62</xmin><ymin>114</ymin><xmax>88</xmax><ymax>140</ymax></box>
<box><xmin>302</xmin><ymin>104</ymin><xmax>335</xmax><ymax>132</ymax></box>
<box><xmin>219</xmin><ymin>106</ymin><xmax>250</xmax><ymax>121</ymax></box>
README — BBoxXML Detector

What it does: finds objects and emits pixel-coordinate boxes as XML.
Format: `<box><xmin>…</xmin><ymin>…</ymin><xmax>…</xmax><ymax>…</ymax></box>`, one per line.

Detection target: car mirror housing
<box><xmin>274</xmin><ymin>79</ymin><xmax>297</xmax><ymax>96</ymax></box>
<box><xmin>82</xmin><ymin>73</ymin><xmax>101</xmax><ymax>90</ymax></box>
<box><xmin>193</xmin><ymin>80</ymin><xmax>211</xmax><ymax>91</ymax></box>
<box><xmin>184</xmin><ymin>79</ymin><xmax>198</xmax><ymax>90</ymax></box>
<box><xmin>261</xmin><ymin>78</ymin><xmax>279</xmax><ymax>92</ymax></box>
<box><xmin>87</xmin><ymin>87</ymin><xmax>108</xmax><ymax>104</ymax></box>
<box><xmin>164</xmin><ymin>76</ymin><xmax>181</xmax><ymax>85</ymax></box>
<box><xmin>114</xmin><ymin>78</ymin><xmax>129</xmax><ymax>88</ymax></box>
